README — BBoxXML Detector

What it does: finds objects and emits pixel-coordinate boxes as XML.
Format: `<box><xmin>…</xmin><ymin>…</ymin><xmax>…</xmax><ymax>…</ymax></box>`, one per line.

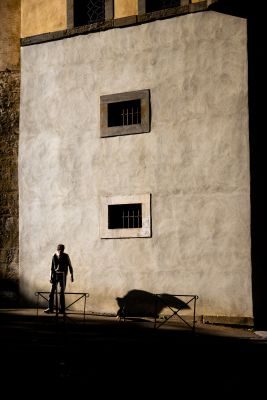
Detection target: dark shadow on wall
<box><xmin>208</xmin><ymin>0</ymin><xmax>250</xmax><ymax>18</ymax></box>
<box><xmin>211</xmin><ymin>1</ymin><xmax>267</xmax><ymax>330</ymax></box>
<box><xmin>247</xmin><ymin>11</ymin><xmax>267</xmax><ymax>329</ymax></box>
<box><xmin>0</xmin><ymin>279</ymin><xmax>37</xmax><ymax>309</ymax></box>
<box><xmin>0</xmin><ymin>279</ymin><xmax>19</xmax><ymax>307</ymax></box>
<box><xmin>116</xmin><ymin>289</ymin><xmax>190</xmax><ymax>318</ymax></box>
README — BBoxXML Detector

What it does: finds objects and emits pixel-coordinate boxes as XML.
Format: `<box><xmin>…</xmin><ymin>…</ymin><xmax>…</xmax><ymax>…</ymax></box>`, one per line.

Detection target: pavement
<box><xmin>0</xmin><ymin>308</ymin><xmax>266</xmax><ymax>397</ymax></box>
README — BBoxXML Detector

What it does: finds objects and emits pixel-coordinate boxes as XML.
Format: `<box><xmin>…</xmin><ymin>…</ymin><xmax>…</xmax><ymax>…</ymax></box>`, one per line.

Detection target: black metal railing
<box><xmin>35</xmin><ymin>291</ymin><xmax>89</xmax><ymax>321</ymax></box>
<box><xmin>154</xmin><ymin>294</ymin><xmax>198</xmax><ymax>331</ymax></box>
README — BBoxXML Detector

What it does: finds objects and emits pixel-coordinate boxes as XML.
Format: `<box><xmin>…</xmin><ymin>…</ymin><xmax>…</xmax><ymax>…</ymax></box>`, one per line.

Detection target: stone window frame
<box><xmin>100</xmin><ymin>89</ymin><xmax>150</xmax><ymax>138</ymax></box>
<box><xmin>100</xmin><ymin>194</ymin><xmax>152</xmax><ymax>238</ymax></box>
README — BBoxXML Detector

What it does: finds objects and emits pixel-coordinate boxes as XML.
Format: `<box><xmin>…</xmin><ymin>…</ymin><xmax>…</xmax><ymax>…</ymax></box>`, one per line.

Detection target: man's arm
<box><xmin>68</xmin><ymin>255</ymin><xmax>74</xmax><ymax>282</ymax></box>
<box><xmin>50</xmin><ymin>256</ymin><xmax>55</xmax><ymax>283</ymax></box>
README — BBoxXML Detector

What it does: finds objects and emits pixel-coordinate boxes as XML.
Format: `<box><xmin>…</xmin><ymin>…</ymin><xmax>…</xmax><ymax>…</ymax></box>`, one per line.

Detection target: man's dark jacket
<box><xmin>50</xmin><ymin>253</ymin><xmax>73</xmax><ymax>282</ymax></box>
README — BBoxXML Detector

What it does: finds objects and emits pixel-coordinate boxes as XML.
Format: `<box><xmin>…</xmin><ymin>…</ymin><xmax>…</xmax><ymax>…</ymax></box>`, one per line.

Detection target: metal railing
<box><xmin>154</xmin><ymin>294</ymin><xmax>198</xmax><ymax>331</ymax></box>
<box><xmin>118</xmin><ymin>292</ymin><xmax>199</xmax><ymax>332</ymax></box>
<box><xmin>35</xmin><ymin>291</ymin><xmax>89</xmax><ymax>321</ymax></box>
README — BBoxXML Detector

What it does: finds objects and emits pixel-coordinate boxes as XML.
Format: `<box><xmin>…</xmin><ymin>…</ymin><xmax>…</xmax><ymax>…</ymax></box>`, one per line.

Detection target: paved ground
<box><xmin>0</xmin><ymin>308</ymin><xmax>266</xmax><ymax>397</ymax></box>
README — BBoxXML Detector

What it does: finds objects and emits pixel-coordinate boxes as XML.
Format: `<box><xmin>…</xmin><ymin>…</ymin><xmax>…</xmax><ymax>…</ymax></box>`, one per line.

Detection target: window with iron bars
<box><xmin>100</xmin><ymin>89</ymin><xmax>150</xmax><ymax>138</ymax></box>
<box><xmin>146</xmin><ymin>0</ymin><xmax>181</xmax><ymax>13</ymax></box>
<box><xmin>100</xmin><ymin>194</ymin><xmax>151</xmax><ymax>238</ymax></box>
<box><xmin>74</xmin><ymin>0</ymin><xmax>105</xmax><ymax>27</ymax></box>
<box><xmin>108</xmin><ymin>204</ymin><xmax>142</xmax><ymax>229</ymax></box>
<box><xmin>108</xmin><ymin>100</ymin><xmax>141</xmax><ymax>127</ymax></box>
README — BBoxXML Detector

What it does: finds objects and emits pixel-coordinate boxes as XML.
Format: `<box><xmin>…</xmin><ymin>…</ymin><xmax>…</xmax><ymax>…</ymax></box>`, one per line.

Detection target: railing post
<box><xmin>36</xmin><ymin>292</ymin><xmax>39</xmax><ymax>318</ymax></box>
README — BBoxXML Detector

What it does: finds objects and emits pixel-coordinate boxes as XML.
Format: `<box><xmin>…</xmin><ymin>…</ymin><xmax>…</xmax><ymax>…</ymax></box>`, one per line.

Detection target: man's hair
<box><xmin>57</xmin><ymin>244</ymin><xmax>65</xmax><ymax>250</ymax></box>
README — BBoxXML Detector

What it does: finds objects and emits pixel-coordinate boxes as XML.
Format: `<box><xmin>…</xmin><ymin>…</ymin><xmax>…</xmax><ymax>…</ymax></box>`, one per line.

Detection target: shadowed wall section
<box><xmin>0</xmin><ymin>0</ymin><xmax>20</xmax><ymax>305</ymax></box>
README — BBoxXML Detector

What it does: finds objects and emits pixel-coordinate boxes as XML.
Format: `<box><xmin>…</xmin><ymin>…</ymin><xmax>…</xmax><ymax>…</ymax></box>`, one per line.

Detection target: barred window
<box><xmin>108</xmin><ymin>204</ymin><xmax>142</xmax><ymax>229</ymax></box>
<box><xmin>100</xmin><ymin>90</ymin><xmax>150</xmax><ymax>138</ymax></box>
<box><xmin>100</xmin><ymin>194</ymin><xmax>151</xmax><ymax>238</ymax></box>
<box><xmin>108</xmin><ymin>100</ymin><xmax>141</xmax><ymax>127</ymax></box>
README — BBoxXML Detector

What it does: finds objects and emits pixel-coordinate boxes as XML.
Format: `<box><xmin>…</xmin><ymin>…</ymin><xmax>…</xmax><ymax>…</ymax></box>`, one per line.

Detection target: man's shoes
<box><xmin>44</xmin><ymin>308</ymin><xmax>65</xmax><ymax>314</ymax></box>
<box><xmin>44</xmin><ymin>308</ymin><xmax>54</xmax><ymax>313</ymax></box>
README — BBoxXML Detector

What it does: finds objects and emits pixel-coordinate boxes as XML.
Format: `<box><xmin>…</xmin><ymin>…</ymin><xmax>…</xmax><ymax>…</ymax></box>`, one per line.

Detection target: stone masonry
<box><xmin>0</xmin><ymin>70</ymin><xmax>20</xmax><ymax>303</ymax></box>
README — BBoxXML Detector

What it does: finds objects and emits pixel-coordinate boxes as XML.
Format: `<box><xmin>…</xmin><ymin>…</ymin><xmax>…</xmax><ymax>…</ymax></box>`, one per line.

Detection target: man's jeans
<box><xmin>48</xmin><ymin>273</ymin><xmax>66</xmax><ymax>312</ymax></box>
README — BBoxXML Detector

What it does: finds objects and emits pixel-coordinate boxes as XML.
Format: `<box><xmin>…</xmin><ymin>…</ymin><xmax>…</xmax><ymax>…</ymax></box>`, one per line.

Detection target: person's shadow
<box><xmin>116</xmin><ymin>289</ymin><xmax>190</xmax><ymax>319</ymax></box>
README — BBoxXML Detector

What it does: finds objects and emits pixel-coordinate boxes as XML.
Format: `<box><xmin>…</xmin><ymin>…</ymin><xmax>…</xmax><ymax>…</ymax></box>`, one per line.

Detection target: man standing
<box><xmin>44</xmin><ymin>244</ymin><xmax>74</xmax><ymax>313</ymax></box>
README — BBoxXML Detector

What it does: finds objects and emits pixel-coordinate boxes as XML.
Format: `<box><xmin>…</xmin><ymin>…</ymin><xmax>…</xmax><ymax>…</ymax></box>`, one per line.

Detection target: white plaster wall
<box><xmin>19</xmin><ymin>11</ymin><xmax>252</xmax><ymax>318</ymax></box>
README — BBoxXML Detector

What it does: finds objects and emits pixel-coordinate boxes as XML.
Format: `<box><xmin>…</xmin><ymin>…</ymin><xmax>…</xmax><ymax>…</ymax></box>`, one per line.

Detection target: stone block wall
<box><xmin>0</xmin><ymin>70</ymin><xmax>20</xmax><ymax>304</ymax></box>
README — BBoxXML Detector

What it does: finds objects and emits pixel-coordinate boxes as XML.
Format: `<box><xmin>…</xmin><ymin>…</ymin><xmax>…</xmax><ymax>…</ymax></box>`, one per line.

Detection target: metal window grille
<box><xmin>146</xmin><ymin>0</ymin><xmax>181</xmax><ymax>13</ymax></box>
<box><xmin>87</xmin><ymin>0</ymin><xmax>105</xmax><ymax>23</ymax></box>
<box><xmin>108</xmin><ymin>100</ymin><xmax>141</xmax><ymax>127</ymax></box>
<box><xmin>108</xmin><ymin>204</ymin><xmax>142</xmax><ymax>229</ymax></box>
<box><xmin>74</xmin><ymin>0</ymin><xmax>105</xmax><ymax>27</ymax></box>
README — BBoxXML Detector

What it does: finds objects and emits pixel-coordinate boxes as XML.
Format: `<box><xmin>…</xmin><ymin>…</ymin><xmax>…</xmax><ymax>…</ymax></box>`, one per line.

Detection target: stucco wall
<box><xmin>20</xmin><ymin>11</ymin><xmax>252</xmax><ymax>318</ymax></box>
<box><xmin>21</xmin><ymin>0</ymin><xmax>66</xmax><ymax>38</ymax></box>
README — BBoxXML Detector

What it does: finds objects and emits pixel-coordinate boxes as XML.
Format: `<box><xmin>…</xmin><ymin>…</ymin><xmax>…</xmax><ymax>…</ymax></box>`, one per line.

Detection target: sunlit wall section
<box><xmin>114</xmin><ymin>0</ymin><xmax>138</xmax><ymax>18</ymax></box>
<box><xmin>21</xmin><ymin>0</ymin><xmax>67</xmax><ymax>38</ymax></box>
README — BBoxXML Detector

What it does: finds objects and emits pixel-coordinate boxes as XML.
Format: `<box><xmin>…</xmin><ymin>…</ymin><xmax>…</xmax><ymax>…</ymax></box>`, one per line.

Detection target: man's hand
<box><xmin>71</xmin><ymin>275</ymin><xmax>74</xmax><ymax>282</ymax></box>
<box><xmin>50</xmin><ymin>279</ymin><xmax>53</xmax><ymax>284</ymax></box>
